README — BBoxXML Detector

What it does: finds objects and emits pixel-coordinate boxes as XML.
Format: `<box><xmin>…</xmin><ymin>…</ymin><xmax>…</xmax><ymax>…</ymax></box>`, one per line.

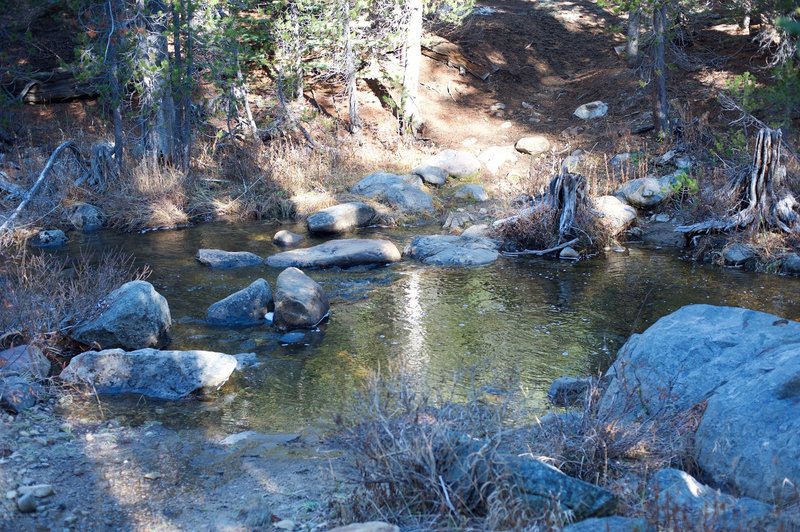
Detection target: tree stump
<box><xmin>676</xmin><ymin>127</ymin><xmax>799</xmax><ymax>235</ymax></box>
<box><xmin>547</xmin><ymin>170</ymin><xmax>588</xmax><ymax>242</ymax></box>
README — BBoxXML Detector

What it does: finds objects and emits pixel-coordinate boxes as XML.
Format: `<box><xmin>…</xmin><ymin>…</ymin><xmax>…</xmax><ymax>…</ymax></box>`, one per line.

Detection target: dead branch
<box><xmin>0</xmin><ymin>141</ymin><xmax>88</xmax><ymax>234</ymax></box>
<box><xmin>501</xmin><ymin>238</ymin><xmax>580</xmax><ymax>257</ymax></box>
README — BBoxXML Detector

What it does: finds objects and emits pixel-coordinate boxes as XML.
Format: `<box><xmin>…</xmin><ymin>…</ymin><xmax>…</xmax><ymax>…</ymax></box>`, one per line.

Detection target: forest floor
<box><xmin>0</xmin><ymin>0</ymin><xmax>793</xmax><ymax>530</ymax></box>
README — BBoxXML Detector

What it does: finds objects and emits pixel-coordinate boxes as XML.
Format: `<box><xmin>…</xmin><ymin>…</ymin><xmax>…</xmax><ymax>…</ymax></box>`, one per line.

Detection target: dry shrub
<box><xmin>0</xmin><ymin>248</ymin><xmax>148</xmax><ymax>356</ymax></box>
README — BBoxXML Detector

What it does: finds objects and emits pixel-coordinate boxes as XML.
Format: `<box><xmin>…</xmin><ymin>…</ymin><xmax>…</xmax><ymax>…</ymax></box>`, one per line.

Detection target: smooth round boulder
<box><xmin>273</xmin><ymin>267</ymin><xmax>330</xmax><ymax>331</ymax></box>
<box><xmin>351</xmin><ymin>172</ymin><xmax>422</xmax><ymax>198</ymax></box>
<box><xmin>593</xmin><ymin>195</ymin><xmax>636</xmax><ymax>236</ymax></box>
<box><xmin>574</xmin><ymin>101</ymin><xmax>608</xmax><ymax>120</ymax></box>
<box><xmin>306</xmin><ymin>202</ymin><xmax>376</xmax><ymax>235</ymax></box>
<box><xmin>514</xmin><ymin>136</ymin><xmax>551</xmax><ymax>155</ymax></box>
<box><xmin>59</xmin><ymin>348</ymin><xmax>237</xmax><ymax>400</ymax></box>
<box><xmin>723</xmin><ymin>243</ymin><xmax>755</xmax><ymax>266</ymax></box>
<box><xmin>266</xmin><ymin>239</ymin><xmax>401</xmax><ymax>269</ymax></box>
<box><xmin>206</xmin><ymin>278</ymin><xmax>273</xmax><ymax>326</ymax></box>
<box><xmin>273</xmin><ymin>230</ymin><xmax>304</xmax><ymax>247</ymax></box>
<box><xmin>405</xmin><ymin>235</ymin><xmax>500</xmax><ymax>267</ymax></box>
<box><xmin>70</xmin><ymin>280</ymin><xmax>172</xmax><ymax>350</ymax></box>
<box><xmin>423</xmin><ymin>149</ymin><xmax>481</xmax><ymax>179</ymax></box>
<box><xmin>29</xmin><ymin>229</ymin><xmax>68</xmax><ymax>248</ymax></box>
<box><xmin>0</xmin><ymin>375</ymin><xmax>44</xmax><ymax>414</ymax></box>
<box><xmin>68</xmin><ymin>203</ymin><xmax>104</xmax><ymax>232</ymax></box>
<box><xmin>454</xmin><ymin>184</ymin><xmax>489</xmax><ymax>202</ymax></box>
<box><xmin>615</xmin><ymin>176</ymin><xmax>671</xmax><ymax>209</ymax></box>
<box><xmin>196</xmin><ymin>249</ymin><xmax>264</xmax><ymax>268</ymax></box>
<box><xmin>412</xmin><ymin>165</ymin><xmax>448</xmax><ymax>186</ymax></box>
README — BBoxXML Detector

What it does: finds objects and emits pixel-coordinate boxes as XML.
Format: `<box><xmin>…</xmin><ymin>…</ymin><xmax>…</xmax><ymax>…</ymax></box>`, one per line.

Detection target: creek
<box><xmin>54</xmin><ymin>221</ymin><xmax>800</xmax><ymax>434</ymax></box>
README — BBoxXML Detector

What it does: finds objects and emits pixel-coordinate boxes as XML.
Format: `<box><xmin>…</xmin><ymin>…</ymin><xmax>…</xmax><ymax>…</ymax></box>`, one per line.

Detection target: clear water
<box><xmin>53</xmin><ymin>221</ymin><xmax>800</xmax><ymax>434</ymax></box>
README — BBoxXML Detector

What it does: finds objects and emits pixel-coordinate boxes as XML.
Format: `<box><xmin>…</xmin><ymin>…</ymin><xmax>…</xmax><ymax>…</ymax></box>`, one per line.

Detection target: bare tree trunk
<box><xmin>626</xmin><ymin>7</ymin><xmax>641</xmax><ymax>68</ymax></box>
<box><xmin>106</xmin><ymin>0</ymin><xmax>123</xmax><ymax>172</ymax></box>
<box><xmin>401</xmin><ymin>0</ymin><xmax>423</xmax><ymax>134</ymax></box>
<box><xmin>343</xmin><ymin>0</ymin><xmax>359</xmax><ymax>133</ymax></box>
<box><xmin>136</xmin><ymin>0</ymin><xmax>179</xmax><ymax>165</ymax></box>
<box><xmin>652</xmin><ymin>3</ymin><xmax>670</xmax><ymax>137</ymax></box>
<box><xmin>290</xmin><ymin>1</ymin><xmax>303</xmax><ymax>103</ymax></box>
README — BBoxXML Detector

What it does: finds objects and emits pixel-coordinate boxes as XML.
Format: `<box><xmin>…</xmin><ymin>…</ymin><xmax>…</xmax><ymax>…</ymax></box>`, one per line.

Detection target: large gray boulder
<box><xmin>599</xmin><ymin>305</ymin><xmax>800</xmax><ymax>502</ymax></box>
<box><xmin>206</xmin><ymin>279</ymin><xmax>273</xmax><ymax>326</ymax></box>
<box><xmin>351</xmin><ymin>171</ymin><xmax>422</xmax><ymax>197</ymax></box>
<box><xmin>411</xmin><ymin>165</ymin><xmax>448</xmax><ymax>186</ymax></box>
<box><xmin>351</xmin><ymin>172</ymin><xmax>433</xmax><ymax>213</ymax></box>
<box><xmin>70</xmin><ymin>281</ymin><xmax>172</xmax><ymax>350</ymax></box>
<box><xmin>594</xmin><ymin>195</ymin><xmax>636</xmax><ymax>236</ymax></box>
<box><xmin>650</xmin><ymin>469</ymin><xmax>774</xmax><ymax>531</ymax></box>
<box><xmin>0</xmin><ymin>345</ymin><xmax>50</xmax><ymax>379</ymax></box>
<box><xmin>405</xmin><ymin>235</ymin><xmax>500</xmax><ymax>266</ymax></box>
<box><xmin>196</xmin><ymin>249</ymin><xmax>264</xmax><ymax>268</ymax></box>
<box><xmin>454</xmin><ymin>184</ymin><xmax>489</xmax><ymax>202</ymax></box>
<box><xmin>59</xmin><ymin>348</ymin><xmax>237</xmax><ymax>400</ymax></box>
<box><xmin>306</xmin><ymin>202</ymin><xmax>375</xmax><ymax>235</ymax></box>
<box><xmin>266</xmin><ymin>239</ymin><xmax>401</xmax><ymax>269</ymax></box>
<box><xmin>423</xmin><ymin>149</ymin><xmax>481</xmax><ymax>179</ymax></box>
<box><xmin>273</xmin><ymin>267</ymin><xmax>329</xmax><ymax>331</ymax></box>
<box><xmin>615</xmin><ymin>176</ymin><xmax>672</xmax><ymax>209</ymax></box>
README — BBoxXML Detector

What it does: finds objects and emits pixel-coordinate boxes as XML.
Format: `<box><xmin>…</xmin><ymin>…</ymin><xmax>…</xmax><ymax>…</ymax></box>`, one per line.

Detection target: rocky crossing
<box><xmin>3</xmin><ymin>144</ymin><xmax>800</xmax><ymax>529</ymax></box>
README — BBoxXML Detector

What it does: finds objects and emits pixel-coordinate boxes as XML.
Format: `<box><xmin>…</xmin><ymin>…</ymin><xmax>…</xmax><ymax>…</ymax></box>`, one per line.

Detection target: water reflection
<box><xmin>53</xmin><ymin>222</ymin><xmax>800</xmax><ymax>432</ymax></box>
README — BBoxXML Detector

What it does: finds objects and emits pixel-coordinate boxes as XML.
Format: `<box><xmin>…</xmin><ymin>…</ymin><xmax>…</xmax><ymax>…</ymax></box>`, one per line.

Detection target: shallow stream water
<box><xmin>53</xmin><ymin>222</ymin><xmax>800</xmax><ymax>435</ymax></box>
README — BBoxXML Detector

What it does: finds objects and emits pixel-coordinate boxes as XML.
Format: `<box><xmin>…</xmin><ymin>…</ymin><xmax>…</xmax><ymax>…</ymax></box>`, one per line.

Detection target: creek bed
<box><xmin>52</xmin><ymin>221</ymin><xmax>800</xmax><ymax>434</ymax></box>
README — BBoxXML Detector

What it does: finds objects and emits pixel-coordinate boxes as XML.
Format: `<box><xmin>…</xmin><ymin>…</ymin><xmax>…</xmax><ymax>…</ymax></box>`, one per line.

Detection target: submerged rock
<box><xmin>405</xmin><ymin>235</ymin><xmax>500</xmax><ymax>266</ymax></box>
<box><xmin>266</xmin><ymin>239</ymin><xmax>401</xmax><ymax>269</ymax></box>
<box><xmin>306</xmin><ymin>202</ymin><xmax>375</xmax><ymax>235</ymax></box>
<box><xmin>0</xmin><ymin>345</ymin><xmax>50</xmax><ymax>379</ymax></box>
<box><xmin>599</xmin><ymin>304</ymin><xmax>800</xmax><ymax>502</ymax></box>
<box><xmin>196</xmin><ymin>249</ymin><xmax>264</xmax><ymax>268</ymax></box>
<box><xmin>206</xmin><ymin>278</ymin><xmax>273</xmax><ymax>326</ymax></box>
<box><xmin>60</xmin><ymin>348</ymin><xmax>237</xmax><ymax>400</ymax></box>
<box><xmin>560</xmin><ymin>246</ymin><xmax>580</xmax><ymax>260</ymax></box>
<box><xmin>273</xmin><ymin>230</ymin><xmax>304</xmax><ymax>247</ymax></box>
<box><xmin>70</xmin><ymin>280</ymin><xmax>172</xmax><ymax>350</ymax></box>
<box><xmin>273</xmin><ymin>267</ymin><xmax>329</xmax><ymax>331</ymax></box>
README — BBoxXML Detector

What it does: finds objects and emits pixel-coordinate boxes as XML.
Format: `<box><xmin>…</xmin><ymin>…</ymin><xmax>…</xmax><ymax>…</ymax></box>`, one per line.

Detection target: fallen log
<box><xmin>5</xmin><ymin>70</ymin><xmax>97</xmax><ymax>104</ymax></box>
<box><xmin>422</xmin><ymin>37</ymin><xmax>496</xmax><ymax>81</ymax></box>
<box><xmin>0</xmin><ymin>141</ymin><xmax>88</xmax><ymax>234</ymax></box>
<box><xmin>676</xmin><ymin>128</ymin><xmax>799</xmax><ymax>235</ymax></box>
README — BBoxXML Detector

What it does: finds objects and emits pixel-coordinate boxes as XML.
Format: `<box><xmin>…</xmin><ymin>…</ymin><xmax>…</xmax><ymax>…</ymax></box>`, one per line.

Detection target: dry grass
<box><xmin>0</xmin><ymin>248</ymin><xmax>148</xmax><ymax>359</ymax></box>
<box><xmin>335</xmin><ymin>373</ymin><xmax>711</xmax><ymax>530</ymax></box>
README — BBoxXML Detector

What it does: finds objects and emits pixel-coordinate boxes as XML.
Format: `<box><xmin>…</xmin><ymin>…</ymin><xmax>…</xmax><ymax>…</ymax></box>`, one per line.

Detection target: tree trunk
<box><xmin>106</xmin><ymin>0</ymin><xmax>123</xmax><ymax>172</ymax></box>
<box><xmin>401</xmin><ymin>0</ymin><xmax>423</xmax><ymax>134</ymax></box>
<box><xmin>343</xmin><ymin>0</ymin><xmax>359</xmax><ymax>132</ymax></box>
<box><xmin>136</xmin><ymin>0</ymin><xmax>179</xmax><ymax>166</ymax></box>
<box><xmin>626</xmin><ymin>7</ymin><xmax>641</xmax><ymax>68</ymax></box>
<box><xmin>652</xmin><ymin>4</ymin><xmax>670</xmax><ymax>137</ymax></box>
<box><xmin>290</xmin><ymin>1</ymin><xmax>303</xmax><ymax>102</ymax></box>
<box><xmin>676</xmin><ymin>128</ymin><xmax>799</xmax><ymax>234</ymax></box>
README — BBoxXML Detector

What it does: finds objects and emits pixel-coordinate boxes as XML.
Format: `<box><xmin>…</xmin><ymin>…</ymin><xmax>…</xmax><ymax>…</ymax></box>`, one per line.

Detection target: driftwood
<box><xmin>501</xmin><ymin>238</ymin><xmax>579</xmax><ymax>257</ymax></box>
<box><xmin>676</xmin><ymin>128</ymin><xmax>799</xmax><ymax>235</ymax></box>
<box><xmin>0</xmin><ymin>141</ymin><xmax>88</xmax><ymax>234</ymax></box>
<box><xmin>0</xmin><ymin>171</ymin><xmax>25</xmax><ymax>199</ymax></box>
